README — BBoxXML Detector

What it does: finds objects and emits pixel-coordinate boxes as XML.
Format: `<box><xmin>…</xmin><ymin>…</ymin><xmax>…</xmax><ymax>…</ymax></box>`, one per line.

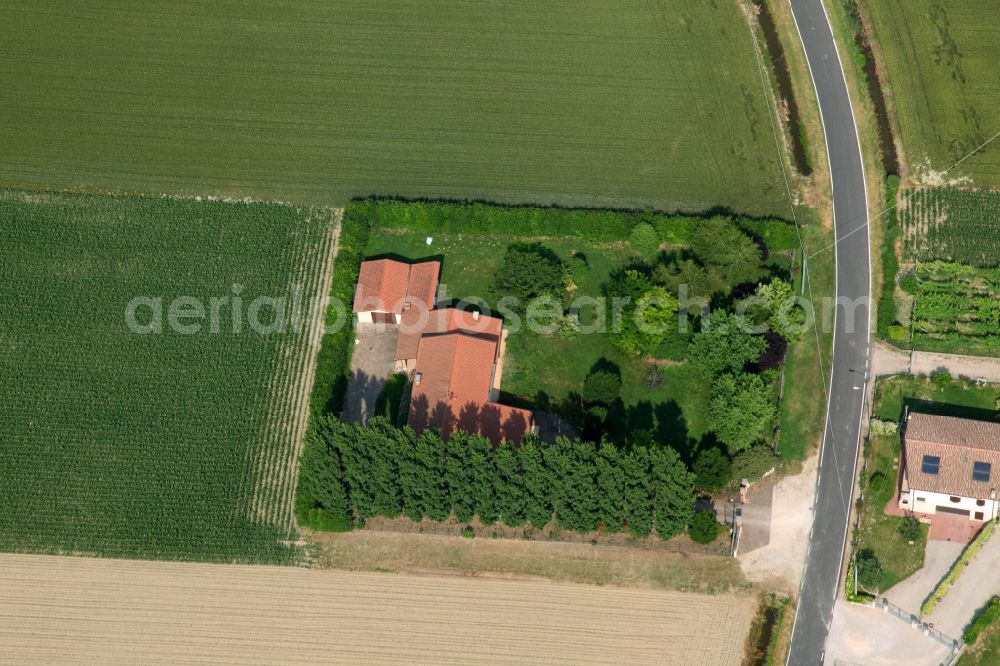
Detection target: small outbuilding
<box><xmin>353</xmin><ymin>258</ymin><xmax>440</xmax><ymax>324</ymax></box>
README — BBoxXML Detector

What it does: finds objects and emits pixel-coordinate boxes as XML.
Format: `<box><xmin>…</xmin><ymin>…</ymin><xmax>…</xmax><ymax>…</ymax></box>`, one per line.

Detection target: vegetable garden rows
<box><xmin>893</xmin><ymin>187</ymin><xmax>1000</xmax><ymax>356</ymax></box>
<box><xmin>900</xmin><ymin>187</ymin><xmax>1000</xmax><ymax>268</ymax></box>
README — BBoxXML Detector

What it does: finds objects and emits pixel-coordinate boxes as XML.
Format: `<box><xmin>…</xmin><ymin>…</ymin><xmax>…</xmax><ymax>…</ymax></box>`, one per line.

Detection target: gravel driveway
<box><xmin>345</xmin><ymin>322</ymin><xmax>399</xmax><ymax>423</ymax></box>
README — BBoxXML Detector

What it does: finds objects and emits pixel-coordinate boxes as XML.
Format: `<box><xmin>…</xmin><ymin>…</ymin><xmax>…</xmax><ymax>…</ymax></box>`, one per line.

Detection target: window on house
<box><xmin>976</xmin><ymin>499</ymin><xmax>986</xmax><ymax>507</ymax></box>
<box><xmin>975</xmin><ymin>512</ymin><xmax>985</xmax><ymax>521</ymax></box>
<box><xmin>950</xmin><ymin>496</ymin><xmax>961</xmax><ymax>503</ymax></box>
<box><xmin>972</xmin><ymin>461</ymin><xmax>991</xmax><ymax>482</ymax></box>
<box><xmin>921</xmin><ymin>455</ymin><xmax>941</xmax><ymax>475</ymax></box>
<box><xmin>916</xmin><ymin>496</ymin><xmax>926</xmax><ymax>502</ymax></box>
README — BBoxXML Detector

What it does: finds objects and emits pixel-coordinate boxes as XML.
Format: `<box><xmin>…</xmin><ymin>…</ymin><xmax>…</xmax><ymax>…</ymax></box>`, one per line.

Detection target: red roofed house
<box><xmin>353</xmin><ymin>258</ymin><xmax>440</xmax><ymax>324</ymax></box>
<box><xmin>354</xmin><ymin>258</ymin><xmax>533</xmax><ymax>445</ymax></box>
<box><xmin>898</xmin><ymin>412</ymin><xmax>1000</xmax><ymax>523</ymax></box>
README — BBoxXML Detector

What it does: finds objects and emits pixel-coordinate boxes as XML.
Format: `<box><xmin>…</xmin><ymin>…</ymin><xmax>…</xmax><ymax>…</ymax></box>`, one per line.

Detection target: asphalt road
<box><xmin>786</xmin><ymin>1</ymin><xmax>872</xmax><ymax>664</ymax></box>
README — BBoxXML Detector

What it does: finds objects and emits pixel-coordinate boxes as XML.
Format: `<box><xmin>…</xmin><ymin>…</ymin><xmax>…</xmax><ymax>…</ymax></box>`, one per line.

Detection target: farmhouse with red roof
<box><xmin>897</xmin><ymin>412</ymin><xmax>1000</xmax><ymax>523</ymax></box>
<box><xmin>354</xmin><ymin>258</ymin><xmax>533</xmax><ymax>445</ymax></box>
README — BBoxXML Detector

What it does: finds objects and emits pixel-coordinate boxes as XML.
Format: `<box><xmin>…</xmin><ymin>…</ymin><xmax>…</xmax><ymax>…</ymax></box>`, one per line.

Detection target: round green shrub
<box><xmin>887</xmin><ymin>324</ymin><xmax>908</xmax><ymax>342</ymax></box>
<box><xmin>693</xmin><ymin>448</ymin><xmax>732</xmax><ymax>493</ymax></box>
<box><xmin>898</xmin><ymin>270</ymin><xmax>919</xmax><ymax>295</ymax></box>
<box><xmin>687</xmin><ymin>508</ymin><xmax>721</xmax><ymax>544</ymax></box>
<box><xmin>855</xmin><ymin>548</ymin><xmax>883</xmax><ymax>590</ymax></box>
<box><xmin>898</xmin><ymin>516</ymin><xmax>921</xmax><ymax>541</ymax></box>
<box><xmin>583</xmin><ymin>370</ymin><xmax>622</xmax><ymax>405</ymax></box>
<box><xmin>629</xmin><ymin>223</ymin><xmax>660</xmax><ymax>258</ymax></box>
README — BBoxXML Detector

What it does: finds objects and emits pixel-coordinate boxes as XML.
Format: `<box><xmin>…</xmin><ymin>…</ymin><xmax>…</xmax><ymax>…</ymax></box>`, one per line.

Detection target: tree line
<box><xmin>297</xmin><ymin>416</ymin><xmax>696</xmax><ymax>540</ymax></box>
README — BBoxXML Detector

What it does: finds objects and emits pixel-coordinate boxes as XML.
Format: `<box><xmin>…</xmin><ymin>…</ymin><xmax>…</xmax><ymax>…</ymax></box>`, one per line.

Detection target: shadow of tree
<box><xmin>345</xmin><ymin>368</ymin><xmax>390</xmax><ymax>424</ymax></box>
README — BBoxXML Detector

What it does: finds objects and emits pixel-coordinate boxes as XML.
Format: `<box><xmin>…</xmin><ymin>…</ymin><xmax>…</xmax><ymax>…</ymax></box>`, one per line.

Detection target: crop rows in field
<box><xmin>244</xmin><ymin>208</ymin><xmax>340</xmax><ymax>535</ymax></box>
<box><xmin>909</xmin><ymin>261</ymin><xmax>1000</xmax><ymax>355</ymax></box>
<box><xmin>0</xmin><ymin>191</ymin><xmax>338</xmax><ymax>562</ymax></box>
<box><xmin>0</xmin><ymin>1</ymin><xmax>787</xmax><ymax>216</ymax></box>
<box><xmin>900</xmin><ymin>187</ymin><xmax>1000</xmax><ymax>268</ymax></box>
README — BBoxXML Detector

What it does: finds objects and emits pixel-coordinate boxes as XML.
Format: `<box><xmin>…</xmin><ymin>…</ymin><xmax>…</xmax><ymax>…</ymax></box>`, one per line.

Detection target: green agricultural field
<box><xmin>0</xmin><ymin>191</ymin><xmax>338</xmax><ymax>561</ymax></box>
<box><xmin>864</xmin><ymin>0</ymin><xmax>1000</xmax><ymax>185</ymax></box>
<box><xmin>0</xmin><ymin>1</ymin><xmax>786</xmax><ymax>216</ymax></box>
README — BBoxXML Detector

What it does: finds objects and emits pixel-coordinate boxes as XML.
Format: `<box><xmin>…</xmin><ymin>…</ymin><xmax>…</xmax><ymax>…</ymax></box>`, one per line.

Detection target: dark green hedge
<box><xmin>298</xmin><ymin>416</ymin><xmax>695</xmax><ymax>540</ymax></box>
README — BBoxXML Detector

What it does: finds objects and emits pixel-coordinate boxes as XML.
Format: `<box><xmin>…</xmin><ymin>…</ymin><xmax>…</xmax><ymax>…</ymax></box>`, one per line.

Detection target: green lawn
<box><xmin>0</xmin><ymin>1</ymin><xmax>786</xmax><ymax>215</ymax></box>
<box><xmin>775</xmin><ymin>208</ymin><xmax>835</xmax><ymax>461</ymax></box>
<box><xmin>0</xmin><ymin>190</ymin><xmax>336</xmax><ymax>562</ymax></box>
<box><xmin>367</xmin><ymin>226</ymin><xmax>711</xmax><ymax>448</ymax></box>
<box><xmin>873</xmin><ymin>374</ymin><xmax>1000</xmax><ymax>423</ymax></box>
<box><xmin>365</xmin><ymin>230</ymin><xmax>629</xmax><ymax>310</ymax></box>
<box><xmin>503</xmin><ymin>330</ymin><xmax>713</xmax><ymax>449</ymax></box>
<box><xmin>855</xmin><ymin>432</ymin><xmax>928</xmax><ymax>592</ymax></box>
<box><xmin>958</xmin><ymin>621</ymin><xmax>1000</xmax><ymax>665</ymax></box>
<box><xmin>863</xmin><ymin>0</ymin><xmax>1000</xmax><ymax>185</ymax></box>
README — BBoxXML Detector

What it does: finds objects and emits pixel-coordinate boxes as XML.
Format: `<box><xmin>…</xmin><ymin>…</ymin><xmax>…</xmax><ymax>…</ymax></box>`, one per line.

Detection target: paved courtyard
<box><xmin>345</xmin><ymin>322</ymin><xmax>400</xmax><ymax>423</ymax></box>
<box><xmin>825</xmin><ymin>600</ymin><xmax>952</xmax><ymax>666</ymax></box>
<box><xmin>927</xmin><ymin>526</ymin><xmax>1000</xmax><ymax>637</ymax></box>
<box><xmin>884</xmin><ymin>540</ymin><xmax>963</xmax><ymax>616</ymax></box>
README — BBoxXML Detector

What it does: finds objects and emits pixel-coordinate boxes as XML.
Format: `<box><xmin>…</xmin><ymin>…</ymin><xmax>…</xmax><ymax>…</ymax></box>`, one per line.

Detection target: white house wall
<box><xmin>906</xmin><ymin>489</ymin><xmax>999</xmax><ymax>520</ymax></box>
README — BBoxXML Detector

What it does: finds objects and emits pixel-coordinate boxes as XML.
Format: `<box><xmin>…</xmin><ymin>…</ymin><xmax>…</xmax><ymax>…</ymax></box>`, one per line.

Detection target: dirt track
<box><xmin>0</xmin><ymin>553</ymin><xmax>754</xmax><ymax>665</ymax></box>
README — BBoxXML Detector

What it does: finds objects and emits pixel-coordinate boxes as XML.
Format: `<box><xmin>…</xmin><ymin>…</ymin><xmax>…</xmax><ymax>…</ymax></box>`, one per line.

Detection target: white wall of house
<box><xmin>902</xmin><ymin>488</ymin><xmax>998</xmax><ymax>520</ymax></box>
<box><xmin>356</xmin><ymin>311</ymin><xmax>400</xmax><ymax>324</ymax></box>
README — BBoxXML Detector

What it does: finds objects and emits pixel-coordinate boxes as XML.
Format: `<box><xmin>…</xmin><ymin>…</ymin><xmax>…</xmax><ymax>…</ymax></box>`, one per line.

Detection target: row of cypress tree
<box><xmin>297</xmin><ymin>416</ymin><xmax>696</xmax><ymax>540</ymax></box>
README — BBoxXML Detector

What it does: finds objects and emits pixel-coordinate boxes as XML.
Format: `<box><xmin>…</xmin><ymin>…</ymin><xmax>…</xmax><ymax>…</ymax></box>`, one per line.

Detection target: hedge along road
<box><xmin>787</xmin><ymin>0</ymin><xmax>872</xmax><ymax>664</ymax></box>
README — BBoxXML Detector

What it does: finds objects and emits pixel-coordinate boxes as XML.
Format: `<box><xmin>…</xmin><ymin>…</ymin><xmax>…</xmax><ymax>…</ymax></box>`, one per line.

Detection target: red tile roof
<box><xmin>353</xmin><ymin>259</ymin><xmax>441</xmax><ymax>315</ymax></box>
<box><xmin>407</xmin><ymin>331</ymin><xmax>531</xmax><ymax>444</ymax></box>
<box><xmin>904</xmin><ymin>413</ymin><xmax>1000</xmax><ymax>499</ymax></box>
<box><xmin>395</xmin><ymin>308</ymin><xmax>503</xmax><ymax>361</ymax></box>
<box><xmin>353</xmin><ymin>259</ymin><xmax>409</xmax><ymax>314</ymax></box>
<box><xmin>404</xmin><ymin>262</ymin><xmax>440</xmax><ymax>310</ymax></box>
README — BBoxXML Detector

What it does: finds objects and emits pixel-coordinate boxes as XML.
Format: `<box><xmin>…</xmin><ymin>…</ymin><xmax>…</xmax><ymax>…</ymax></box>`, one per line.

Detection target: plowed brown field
<box><xmin>0</xmin><ymin>554</ymin><xmax>754</xmax><ymax>665</ymax></box>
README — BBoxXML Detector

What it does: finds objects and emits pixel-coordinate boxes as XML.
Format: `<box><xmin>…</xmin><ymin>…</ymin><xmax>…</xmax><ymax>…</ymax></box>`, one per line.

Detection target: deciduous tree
<box><xmin>689</xmin><ymin>217</ymin><xmax>761</xmax><ymax>287</ymax></box>
<box><xmin>709</xmin><ymin>373</ymin><xmax>777</xmax><ymax>454</ymax></box>
<box><xmin>688</xmin><ymin>311</ymin><xmax>766</xmax><ymax>376</ymax></box>
<box><xmin>493</xmin><ymin>243</ymin><xmax>566</xmax><ymax>309</ymax></box>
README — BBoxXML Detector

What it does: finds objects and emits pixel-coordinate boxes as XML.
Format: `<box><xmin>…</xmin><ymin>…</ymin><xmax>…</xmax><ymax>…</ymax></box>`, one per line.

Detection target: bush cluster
<box><xmin>298</xmin><ymin>417</ymin><xmax>695</xmax><ymax>540</ymax></box>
